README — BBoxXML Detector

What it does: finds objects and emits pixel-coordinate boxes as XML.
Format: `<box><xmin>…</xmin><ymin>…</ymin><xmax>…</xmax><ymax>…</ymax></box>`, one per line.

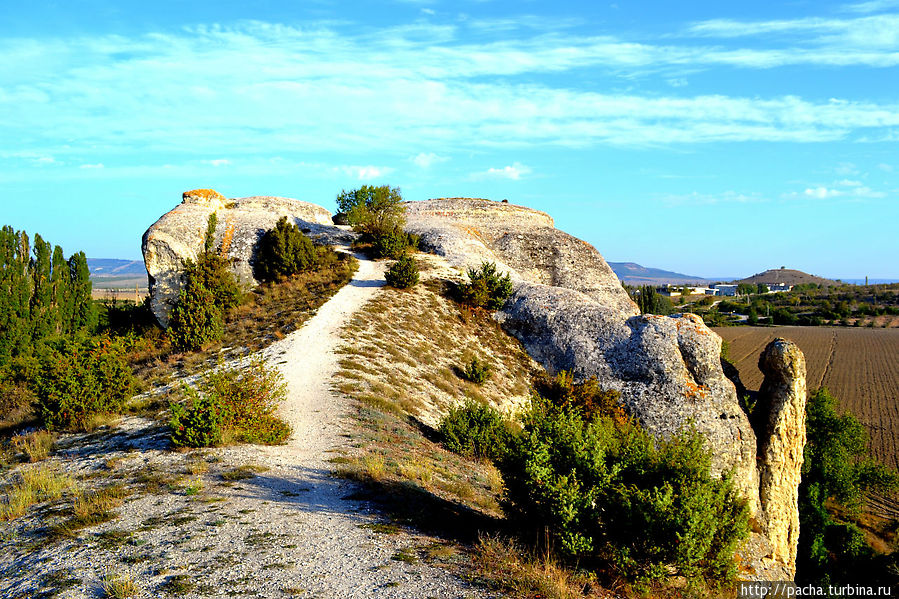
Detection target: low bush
<box><xmin>384</xmin><ymin>256</ymin><xmax>419</xmax><ymax>289</ymax></box>
<box><xmin>35</xmin><ymin>337</ymin><xmax>135</xmax><ymax>431</ymax></box>
<box><xmin>167</xmin><ymin>214</ymin><xmax>242</xmax><ymax>352</ymax></box>
<box><xmin>0</xmin><ymin>356</ymin><xmax>39</xmax><ymax>422</ymax></box>
<box><xmin>460</xmin><ymin>357</ymin><xmax>491</xmax><ymax>385</ymax></box>
<box><xmin>532</xmin><ymin>371</ymin><xmax>626</xmax><ymax>422</ymax></box>
<box><xmin>169</xmin><ymin>358</ymin><xmax>291</xmax><ymax>448</ymax></box>
<box><xmin>438</xmin><ymin>400</ymin><xmax>510</xmax><ymax>460</ymax></box>
<box><xmin>167</xmin><ymin>282</ymin><xmax>224</xmax><ymax>352</ymax></box>
<box><xmin>254</xmin><ymin>216</ymin><xmax>322</xmax><ymax>281</ymax></box>
<box><xmin>458</xmin><ymin>262</ymin><xmax>513</xmax><ymax>310</ymax></box>
<box><xmin>370</xmin><ymin>230</ymin><xmax>419</xmax><ymax>259</ymax></box>
<box><xmin>169</xmin><ymin>388</ymin><xmax>223</xmax><ymax>448</ymax></box>
<box><xmin>499</xmin><ymin>394</ymin><xmax>750</xmax><ymax>587</ymax></box>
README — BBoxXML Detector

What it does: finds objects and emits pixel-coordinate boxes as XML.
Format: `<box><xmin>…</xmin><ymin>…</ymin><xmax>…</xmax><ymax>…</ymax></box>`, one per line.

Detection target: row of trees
<box><xmin>0</xmin><ymin>226</ymin><xmax>96</xmax><ymax>361</ymax></box>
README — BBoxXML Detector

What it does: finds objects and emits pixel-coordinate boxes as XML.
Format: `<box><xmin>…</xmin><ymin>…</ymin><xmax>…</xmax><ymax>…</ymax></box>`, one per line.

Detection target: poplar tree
<box><xmin>0</xmin><ymin>227</ymin><xmax>32</xmax><ymax>359</ymax></box>
<box><xmin>68</xmin><ymin>251</ymin><xmax>97</xmax><ymax>332</ymax></box>
<box><xmin>30</xmin><ymin>234</ymin><xmax>54</xmax><ymax>340</ymax></box>
<box><xmin>51</xmin><ymin>245</ymin><xmax>72</xmax><ymax>334</ymax></box>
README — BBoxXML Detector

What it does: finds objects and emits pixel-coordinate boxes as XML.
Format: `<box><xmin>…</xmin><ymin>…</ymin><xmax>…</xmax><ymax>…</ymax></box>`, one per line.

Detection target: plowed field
<box><xmin>714</xmin><ymin>327</ymin><xmax>899</xmax><ymax>474</ymax></box>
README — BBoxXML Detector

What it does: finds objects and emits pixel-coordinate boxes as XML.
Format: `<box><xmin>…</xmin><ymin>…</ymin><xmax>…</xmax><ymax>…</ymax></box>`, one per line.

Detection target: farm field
<box><xmin>714</xmin><ymin>326</ymin><xmax>899</xmax><ymax>474</ymax></box>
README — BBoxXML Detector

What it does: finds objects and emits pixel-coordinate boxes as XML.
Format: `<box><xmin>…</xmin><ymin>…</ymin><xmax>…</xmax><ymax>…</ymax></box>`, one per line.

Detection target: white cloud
<box><xmin>794</xmin><ymin>180</ymin><xmax>886</xmax><ymax>199</ymax></box>
<box><xmin>202</xmin><ymin>158</ymin><xmax>231</xmax><ymax>167</ymax></box>
<box><xmin>878</xmin><ymin>163</ymin><xmax>894</xmax><ymax>172</ymax></box>
<box><xmin>804</xmin><ymin>186</ymin><xmax>841</xmax><ymax>198</ymax></box>
<box><xmin>2</xmin><ymin>20</ymin><xmax>899</xmax><ymax>169</ymax></box>
<box><xmin>842</xmin><ymin>0</ymin><xmax>899</xmax><ymax>13</ymax></box>
<box><xmin>411</xmin><ymin>152</ymin><xmax>447</xmax><ymax>168</ymax></box>
<box><xmin>79</xmin><ymin>163</ymin><xmax>104</xmax><ymax>169</ymax></box>
<box><xmin>335</xmin><ymin>165</ymin><xmax>394</xmax><ymax>180</ymax></box>
<box><xmin>658</xmin><ymin>190</ymin><xmax>765</xmax><ymax>205</ymax></box>
<box><xmin>477</xmin><ymin>162</ymin><xmax>532</xmax><ymax>180</ymax></box>
<box><xmin>835</xmin><ymin>162</ymin><xmax>859</xmax><ymax>175</ymax></box>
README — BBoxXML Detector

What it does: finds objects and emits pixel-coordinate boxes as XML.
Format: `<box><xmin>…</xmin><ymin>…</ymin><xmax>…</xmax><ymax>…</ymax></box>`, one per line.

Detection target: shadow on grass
<box><xmin>340</xmin><ymin>476</ymin><xmax>503</xmax><ymax>545</ymax></box>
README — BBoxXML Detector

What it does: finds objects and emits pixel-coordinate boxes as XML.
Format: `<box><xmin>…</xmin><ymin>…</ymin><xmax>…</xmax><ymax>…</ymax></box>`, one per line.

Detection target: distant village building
<box><xmin>713</xmin><ymin>284</ymin><xmax>738</xmax><ymax>296</ymax></box>
<box><xmin>767</xmin><ymin>283</ymin><xmax>793</xmax><ymax>293</ymax></box>
<box><xmin>658</xmin><ymin>284</ymin><xmax>718</xmax><ymax>297</ymax></box>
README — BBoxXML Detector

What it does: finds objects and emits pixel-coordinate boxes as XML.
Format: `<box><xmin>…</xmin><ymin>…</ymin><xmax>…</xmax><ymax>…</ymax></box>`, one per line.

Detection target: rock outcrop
<box><xmin>755</xmin><ymin>338</ymin><xmax>807</xmax><ymax>577</ymax></box>
<box><xmin>404</xmin><ymin>197</ymin><xmax>808</xmax><ymax>580</ymax></box>
<box><xmin>142</xmin><ymin>190</ymin><xmax>341</xmax><ymax>327</ymax></box>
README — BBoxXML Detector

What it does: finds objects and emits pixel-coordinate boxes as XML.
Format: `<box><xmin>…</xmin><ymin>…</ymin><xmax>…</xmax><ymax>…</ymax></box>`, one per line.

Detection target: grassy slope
<box><xmin>331</xmin><ymin>253</ymin><xmax>616</xmax><ymax>598</ymax></box>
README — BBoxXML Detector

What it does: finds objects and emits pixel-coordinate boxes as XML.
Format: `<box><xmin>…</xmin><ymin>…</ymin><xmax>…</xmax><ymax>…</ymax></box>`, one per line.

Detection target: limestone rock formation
<box><xmin>405</xmin><ymin>198</ymin><xmax>638</xmax><ymax>316</ymax></box>
<box><xmin>142</xmin><ymin>190</ymin><xmax>341</xmax><ymax>327</ymax></box>
<box><xmin>755</xmin><ymin>338</ymin><xmax>807</xmax><ymax>578</ymax></box>
<box><xmin>404</xmin><ymin>197</ymin><xmax>808</xmax><ymax>580</ymax></box>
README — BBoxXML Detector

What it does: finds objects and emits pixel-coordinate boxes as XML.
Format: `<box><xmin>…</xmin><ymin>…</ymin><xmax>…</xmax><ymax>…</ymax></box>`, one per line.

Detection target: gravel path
<box><xmin>242</xmin><ymin>249</ymin><xmax>489</xmax><ymax>598</ymax></box>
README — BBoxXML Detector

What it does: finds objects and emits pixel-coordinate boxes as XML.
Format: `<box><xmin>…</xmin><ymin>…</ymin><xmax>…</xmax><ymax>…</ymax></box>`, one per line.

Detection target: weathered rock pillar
<box><xmin>756</xmin><ymin>338</ymin><xmax>807</xmax><ymax>578</ymax></box>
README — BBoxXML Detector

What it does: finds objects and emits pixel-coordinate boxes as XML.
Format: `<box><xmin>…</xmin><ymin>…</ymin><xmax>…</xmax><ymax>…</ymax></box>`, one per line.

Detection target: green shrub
<box><xmin>167</xmin><ymin>283</ymin><xmax>223</xmax><ymax>352</ymax></box>
<box><xmin>182</xmin><ymin>254</ymin><xmax>241</xmax><ymax>311</ymax></box>
<box><xmin>370</xmin><ymin>230</ymin><xmax>419</xmax><ymax>260</ymax></box>
<box><xmin>797</xmin><ymin>388</ymin><xmax>899</xmax><ymax>586</ymax></box>
<box><xmin>384</xmin><ymin>256</ymin><xmax>419</xmax><ymax>289</ymax></box>
<box><xmin>458</xmin><ymin>262</ymin><xmax>514</xmax><ymax>310</ymax></box>
<box><xmin>336</xmin><ymin>185</ymin><xmax>405</xmax><ymax>237</ymax></box>
<box><xmin>0</xmin><ymin>356</ymin><xmax>39</xmax><ymax>422</ymax></box>
<box><xmin>499</xmin><ymin>395</ymin><xmax>750</xmax><ymax>586</ymax></box>
<box><xmin>460</xmin><ymin>357</ymin><xmax>491</xmax><ymax>384</ymax></box>
<box><xmin>532</xmin><ymin>371</ymin><xmax>626</xmax><ymax>422</ymax></box>
<box><xmin>169</xmin><ymin>387</ymin><xmax>223</xmax><ymax>448</ymax></box>
<box><xmin>167</xmin><ymin>214</ymin><xmax>241</xmax><ymax>351</ymax></box>
<box><xmin>254</xmin><ymin>216</ymin><xmax>321</xmax><ymax>281</ymax></box>
<box><xmin>168</xmin><ymin>358</ymin><xmax>291</xmax><ymax>448</ymax></box>
<box><xmin>35</xmin><ymin>337</ymin><xmax>135</xmax><ymax>431</ymax></box>
<box><xmin>438</xmin><ymin>401</ymin><xmax>510</xmax><ymax>460</ymax></box>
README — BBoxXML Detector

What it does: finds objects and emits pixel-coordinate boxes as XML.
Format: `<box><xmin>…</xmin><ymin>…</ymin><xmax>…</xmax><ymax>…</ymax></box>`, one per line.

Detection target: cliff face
<box><xmin>142</xmin><ymin>189</ymin><xmax>341</xmax><ymax>327</ymax></box>
<box><xmin>405</xmin><ymin>197</ymin><xmax>807</xmax><ymax>580</ymax></box>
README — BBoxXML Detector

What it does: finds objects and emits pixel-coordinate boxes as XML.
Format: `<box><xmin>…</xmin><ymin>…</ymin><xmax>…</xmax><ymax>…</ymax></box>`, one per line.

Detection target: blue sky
<box><xmin>1</xmin><ymin>1</ymin><xmax>897</xmax><ymax>279</ymax></box>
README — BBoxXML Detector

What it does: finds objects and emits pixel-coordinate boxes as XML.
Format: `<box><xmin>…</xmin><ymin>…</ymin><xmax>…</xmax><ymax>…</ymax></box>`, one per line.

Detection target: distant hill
<box><xmin>736</xmin><ymin>268</ymin><xmax>838</xmax><ymax>287</ymax></box>
<box><xmin>87</xmin><ymin>258</ymin><xmax>148</xmax><ymax>290</ymax></box>
<box><xmin>608</xmin><ymin>262</ymin><xmax>709</xmax><ymax>285</ymax></box>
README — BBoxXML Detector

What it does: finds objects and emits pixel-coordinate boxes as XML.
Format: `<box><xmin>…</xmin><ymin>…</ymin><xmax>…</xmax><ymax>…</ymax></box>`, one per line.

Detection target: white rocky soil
<box><xmin>0</xmin><ymin>250</ymin><xmax>492</xmax><ymax>599</ymax></box>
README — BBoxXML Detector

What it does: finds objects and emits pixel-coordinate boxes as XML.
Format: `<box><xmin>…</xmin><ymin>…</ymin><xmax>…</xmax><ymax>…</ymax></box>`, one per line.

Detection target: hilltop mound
<box><xmin>738</xmin><ymin>267</ymin><xmax>837</xmax><ymax>287</ymax></box>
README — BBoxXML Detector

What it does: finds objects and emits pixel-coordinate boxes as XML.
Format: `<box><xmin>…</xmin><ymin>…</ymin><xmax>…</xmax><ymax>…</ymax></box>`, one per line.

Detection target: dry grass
<box><xmin>0</xmin><ymin>464</ymin><xmax>76</xmax><ymax>520</ymax></box>
<box><xmin>331</xmin><ymin>254</ymin><xmax>542</xmax><ymax>520</ymax></box>
<box><xmin>334</xmin><ymin>256</ymin><xmax>536</xmax><ymax>427</ymax></box>
<box><xmin>101</xmin><ymin>570</ymin><xmax>139</xmax><ymax>598</ymax></box>
<box><xmin>128</xmin><ymin>256</ymin><xmax>358</xmax><ymax>393</ymax></box>
<box><xmin>11</xmin><ymin>430</ymin><xmax>55</xmax><ymax>462</ymax></box>
<box><xmin>475</xmin><ymin>535</ymin><xmax>611</xmax><ymax>599</ymax></box>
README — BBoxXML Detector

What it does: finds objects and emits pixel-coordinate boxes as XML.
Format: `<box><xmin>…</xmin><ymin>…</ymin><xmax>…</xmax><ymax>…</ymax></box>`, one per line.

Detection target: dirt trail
<box><xmin>242</xmin><ymin>249</ymin><xmax>488</xmax><ymax>598</ymax></box>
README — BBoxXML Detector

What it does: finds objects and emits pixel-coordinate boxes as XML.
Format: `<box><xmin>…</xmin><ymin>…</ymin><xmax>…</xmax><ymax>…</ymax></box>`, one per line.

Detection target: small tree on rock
<box><xmin>254</xmin><ymin>216</ymin><xmax>318</xmax><ymax>281</ymax></box>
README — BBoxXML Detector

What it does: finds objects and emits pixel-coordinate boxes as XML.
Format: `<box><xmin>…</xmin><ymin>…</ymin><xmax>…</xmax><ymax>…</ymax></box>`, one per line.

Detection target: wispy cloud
<box><xmin>202</xmin><ymin>158</ymin><xmax>231</xmax><ymax>167</ymax></box>
<box><xmin>334</xmin><ymin>165</ymin><xmax>394</xmax><ymax>180</ymax></box>
<box><xmin>658</xmin><ymin>191</ymin><xmax>766</xmax><ymax>206</ymax></box>
<box><xmin>2</xmin><ymin>19</ymin><xmax>899</xmax><ymax>174</ymax></box>
<box><xmin>842</xmin><ymin>0</ymin><xmax>899</xmax><ymax>13</ymax></box>
<box><xmin>411</xmin><ymin>152</ymin><xmax>447</xmax><ymax>168</ymax></box>
<box><xmin>475</xmin><ymin>162</ymin><xmax>532</xmax><ymax>180</ymax></box>
<box><xmin>788</xmin><ymin>178</ymin><xmax>886</xmax><ymax>200</ymax></box>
